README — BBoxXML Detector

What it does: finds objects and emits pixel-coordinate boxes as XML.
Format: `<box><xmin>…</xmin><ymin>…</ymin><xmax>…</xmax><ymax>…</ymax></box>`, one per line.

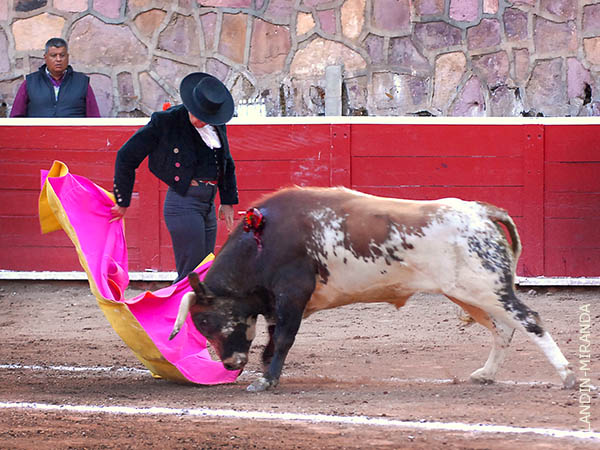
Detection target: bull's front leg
<box><xmin>247</xmin><ymin>299</ymin><xmax>304</xmax><ymax>392</ymax></box>
<box><xmin>261</xmin><ymin>322</ymin><xmax>276</xmax><ymax>370</ymax></box>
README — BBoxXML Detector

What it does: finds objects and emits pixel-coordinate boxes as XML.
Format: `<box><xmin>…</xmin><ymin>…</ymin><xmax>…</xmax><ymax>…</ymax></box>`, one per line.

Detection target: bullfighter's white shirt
<box><xmin>195</xmin><ymin>124</ymin><xmax>221</xmax><ymax>149</ymax></box>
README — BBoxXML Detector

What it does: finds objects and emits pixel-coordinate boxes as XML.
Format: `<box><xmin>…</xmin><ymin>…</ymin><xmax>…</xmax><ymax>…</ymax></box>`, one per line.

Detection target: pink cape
<box><xmin>39</xmin><ymin>161</ymin><xmax>239</xmax><ymax>385</ymax></box>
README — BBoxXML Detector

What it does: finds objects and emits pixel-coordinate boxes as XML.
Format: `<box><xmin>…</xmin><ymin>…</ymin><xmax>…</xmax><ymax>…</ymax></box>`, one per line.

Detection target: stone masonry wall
<box><xmin>1</xmin><ymin>0</ymin><xmax>599</xmax><ymax>117</ymax></box>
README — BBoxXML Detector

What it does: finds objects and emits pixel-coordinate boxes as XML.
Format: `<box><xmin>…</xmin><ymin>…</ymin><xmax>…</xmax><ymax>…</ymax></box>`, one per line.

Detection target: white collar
<box><xmin>195</xmin><ymin>124</ymin><xmax>221</xmax><ymax>149</ymax></box>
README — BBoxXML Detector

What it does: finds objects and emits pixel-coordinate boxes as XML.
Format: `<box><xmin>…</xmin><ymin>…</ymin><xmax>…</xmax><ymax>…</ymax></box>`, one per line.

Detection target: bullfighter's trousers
<box><xmin>164</xmin><ymin>183</ymin><xmax>217</xmax><ymax>284</ymax></box>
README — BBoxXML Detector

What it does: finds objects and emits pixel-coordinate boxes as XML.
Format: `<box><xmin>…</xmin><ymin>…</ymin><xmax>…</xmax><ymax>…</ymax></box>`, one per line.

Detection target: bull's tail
<box><xmin>485</xmin><ymin>204</ymin><xmax>522</xmax><ymax>268</ymax></box>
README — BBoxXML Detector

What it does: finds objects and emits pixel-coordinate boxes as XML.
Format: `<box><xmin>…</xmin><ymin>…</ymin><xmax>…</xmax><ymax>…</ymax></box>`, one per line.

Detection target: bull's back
<box><xmin>299</xmin><ymin>192</ymin><xmax>512</xmax><ymax>315</ymax></box>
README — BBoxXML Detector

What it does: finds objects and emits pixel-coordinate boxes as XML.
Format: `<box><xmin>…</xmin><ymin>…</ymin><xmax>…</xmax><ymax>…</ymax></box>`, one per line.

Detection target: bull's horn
<box><xmin>169</xmin><ymin>291</ymin><xmax>196</xmax><ymax>340</ymax></box>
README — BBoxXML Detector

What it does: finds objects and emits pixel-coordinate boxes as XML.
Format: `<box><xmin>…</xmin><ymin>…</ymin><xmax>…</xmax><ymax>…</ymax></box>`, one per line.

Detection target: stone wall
<box><xmin>1</xmin><ymin>0</ymin><xmax>599</xmax><ymax>117</ymax></box>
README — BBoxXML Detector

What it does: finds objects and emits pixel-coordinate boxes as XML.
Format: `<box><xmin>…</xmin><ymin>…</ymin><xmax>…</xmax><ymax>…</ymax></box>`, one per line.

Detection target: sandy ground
<box><xmin>0</xmin><ymin>280</ymin><xmax>598</xmax><ymax>449</ymax></box>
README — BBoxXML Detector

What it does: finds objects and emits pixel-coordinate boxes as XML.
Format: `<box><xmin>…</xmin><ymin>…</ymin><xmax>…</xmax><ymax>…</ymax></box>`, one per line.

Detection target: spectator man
<box><xmin>10</xmin><ymin>37</ymin><xmax>100</xmax><ymax>117</ymax></box>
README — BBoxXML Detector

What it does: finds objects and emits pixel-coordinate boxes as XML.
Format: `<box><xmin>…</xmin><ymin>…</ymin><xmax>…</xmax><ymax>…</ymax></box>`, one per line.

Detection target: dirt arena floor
<box><xmin>0</xmin><ymin>280</ymin><xmax>598</xmax><ymax>449</ymax></box>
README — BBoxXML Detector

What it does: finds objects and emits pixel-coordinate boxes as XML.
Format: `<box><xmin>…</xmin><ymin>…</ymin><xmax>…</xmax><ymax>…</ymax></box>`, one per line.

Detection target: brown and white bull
<box><xmin>170</xmin><ymin>186</ymin><xmax>576</xmax><ymax>392</ymax></box>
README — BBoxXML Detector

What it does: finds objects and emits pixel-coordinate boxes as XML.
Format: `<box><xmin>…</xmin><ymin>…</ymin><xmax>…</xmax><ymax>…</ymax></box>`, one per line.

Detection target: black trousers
<box><xmin>164</xmin><ymin>183</ymin><xmax>217</xmax><ymax>283</ymax></box>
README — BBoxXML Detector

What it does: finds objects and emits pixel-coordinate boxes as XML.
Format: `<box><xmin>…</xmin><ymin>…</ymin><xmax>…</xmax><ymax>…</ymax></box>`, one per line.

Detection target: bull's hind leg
<box><xmin>451</xmin><ymin>289</ymin><xmax>576</xmax><ymax>389</ymax></box>
<box><xmin>497</xmin><ymin>289</ymin><xmax>576</xmax><ymax>389</ymax></box>
<box><xmin>448</xmin><ymin>297</ymin><xmax>515</xmax><ymax>384</ymax></box>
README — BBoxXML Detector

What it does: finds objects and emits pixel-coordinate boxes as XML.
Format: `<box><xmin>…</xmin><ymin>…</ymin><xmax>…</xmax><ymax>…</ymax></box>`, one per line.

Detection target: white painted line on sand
<box><xmin>3</xmin><ymin>363</ymin><xmax>596</xmax><ymax>390</ymax></box>
<box><xmin>0</xmin><ymin>363</ymin><xmax>147</xmax><ymax>374</ymax></box>
<box><xmin>0</xmin><ymin>401</ymin><xmax>597</xmax><ymax>441</ymax></box>
<box><xmin>389</xmin><ymin>376</ymin><xmax>598</xmax><ymax>390</ymax></box>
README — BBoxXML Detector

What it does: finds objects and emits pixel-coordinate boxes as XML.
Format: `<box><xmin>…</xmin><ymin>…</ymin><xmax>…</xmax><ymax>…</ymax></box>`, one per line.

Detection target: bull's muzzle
<box><xmin>222</xmin><ymin>352</ymin><xmax>248</xmax><ymax>371</ymax></box>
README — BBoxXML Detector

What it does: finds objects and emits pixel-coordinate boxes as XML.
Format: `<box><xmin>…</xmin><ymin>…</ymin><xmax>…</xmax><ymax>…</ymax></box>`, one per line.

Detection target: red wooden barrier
<box><xmin>0</xmin><ymin>118</ymin><xmax>598</xmax><ymax>278</ymax></box>
<box><xmin>544</xmin><ymin>125</ymin><xmax>600</xmax><ymax>276</ymax></box>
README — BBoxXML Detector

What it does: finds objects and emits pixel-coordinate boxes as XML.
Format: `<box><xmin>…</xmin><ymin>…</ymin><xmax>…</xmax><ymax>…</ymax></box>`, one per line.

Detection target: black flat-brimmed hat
<box><xmin>180</xmin><ymin>72</ymin><xmax>234</xmax><ymax>125</ymax></box>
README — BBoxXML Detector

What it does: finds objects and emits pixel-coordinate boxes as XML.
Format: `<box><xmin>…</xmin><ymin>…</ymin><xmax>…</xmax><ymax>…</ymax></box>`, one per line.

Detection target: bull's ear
<box><xmin>188</xmin><ymin>272</ymin><xmax>201</xmax><ymax>290</ymax></box>
<box><xmin>187</xmin><ymin>272</ymin><xmax>213</xmax><ymax>306</ymax></box>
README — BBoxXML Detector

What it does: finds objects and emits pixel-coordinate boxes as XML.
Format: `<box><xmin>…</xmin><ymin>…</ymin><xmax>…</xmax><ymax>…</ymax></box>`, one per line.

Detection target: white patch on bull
<box><xmin>222</xmin><ymin>352</ymin><xmax>248</xmax><ymax>370</ymax></box>
<box><xmin>221</xmin><ymin>320</ymin><xmax>235</xmax><ymax>337</ymax></box>
<box><xmin>303</xmin><ymin>198</ymin><xmax>511</xmax><ymax>317</ymax></box>
<box><xmin>530</xmin><ymin>331</ymin><xmax>576</xmax><ymax>388</ymax></box>
<box><xmin>307</xmin><ymin>207</ymin><xmax>344</xmax><ymax>254</ymax></box>
<box><xmin>220</xmin><ymin>317</ymin><xmax>256</xmax><ymax>341</ymax></box>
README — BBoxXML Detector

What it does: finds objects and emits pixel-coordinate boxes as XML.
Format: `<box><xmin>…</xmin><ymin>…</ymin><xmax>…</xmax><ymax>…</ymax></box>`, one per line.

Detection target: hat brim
<box><xmin>180</xmin><ymin>73</ymin><xmax>234</xmax><ymax>125</ymax></box>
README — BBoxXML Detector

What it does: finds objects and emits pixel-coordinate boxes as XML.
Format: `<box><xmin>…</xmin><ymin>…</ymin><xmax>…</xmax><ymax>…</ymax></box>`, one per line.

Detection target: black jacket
<box><xmin>114</xmin><ymin>105</ymin><xmax>238</xmax><ymax>207</ymax></box>
<box><xmin>26</xmin><ymin>65</ymin><xmax>89</xmax><ymax>117</ymax></box>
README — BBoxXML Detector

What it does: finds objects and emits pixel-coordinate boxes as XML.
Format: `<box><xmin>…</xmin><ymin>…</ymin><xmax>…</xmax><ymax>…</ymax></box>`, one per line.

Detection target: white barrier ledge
<box><xmin>516</xmin><ymin>277</ymin><xmax>600</xmax><ymax>287</ymax></box>
<box><xmin>0</xmin><ymin>271</ymin><xmax>176</xmax><ymax>282</ymax></box>
<box><xmin>0</xmin><ymin>271</ymin><xmax>598</xmax><ymax>286</ymax></box>
<box><xmin>3</xmin><ymin>116</ymin><xmax>600</xmax><ymax>126</ymax></box>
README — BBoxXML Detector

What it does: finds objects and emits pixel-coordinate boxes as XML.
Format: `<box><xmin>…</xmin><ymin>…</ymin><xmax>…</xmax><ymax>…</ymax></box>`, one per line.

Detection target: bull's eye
<box><xmin>193</xmin><ymin>315</ymin><xmax>216</xmax><ymax>338</ymax></box>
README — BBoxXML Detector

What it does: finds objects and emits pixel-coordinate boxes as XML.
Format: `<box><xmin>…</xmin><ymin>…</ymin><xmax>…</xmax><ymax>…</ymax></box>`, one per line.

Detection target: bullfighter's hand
<box><xmin>219</xmin><ymin>204</ymin><xmax>234</xmax><ymax>232</ymax></box>
<box><xmin>110</xmin><ymin>205</ymin><xmax>128</xmax><ymax>223</ymax></box>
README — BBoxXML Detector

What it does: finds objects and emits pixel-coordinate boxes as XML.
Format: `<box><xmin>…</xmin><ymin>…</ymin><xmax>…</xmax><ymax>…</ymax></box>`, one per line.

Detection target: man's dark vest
<box><xmin>25</xmin><ymin>65</ymin><xmax>89</xmax><ymax>117</ymax></box>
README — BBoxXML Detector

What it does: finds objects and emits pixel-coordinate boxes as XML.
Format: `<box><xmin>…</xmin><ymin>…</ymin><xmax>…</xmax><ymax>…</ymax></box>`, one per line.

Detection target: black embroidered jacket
<box><xmin>113</xmin><ymin>105</ymin><xmax>238</xmax><ymax>207</ymax></box>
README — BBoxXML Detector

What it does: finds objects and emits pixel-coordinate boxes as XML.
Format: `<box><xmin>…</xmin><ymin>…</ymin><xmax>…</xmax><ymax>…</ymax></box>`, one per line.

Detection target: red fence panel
<box><xmin>0</xmin><ymin>125</ymin><xmax>137</xmax><ymax>271</ymax></box>
<box><xmin>544</xmin><ymin>125</ymin><xmax>600</xmax><ymax>277</ymax></box>
<box><xmin>348</xmin><ymin>123</ymin><xmax>545</xmax><ymax>276</ymax></box>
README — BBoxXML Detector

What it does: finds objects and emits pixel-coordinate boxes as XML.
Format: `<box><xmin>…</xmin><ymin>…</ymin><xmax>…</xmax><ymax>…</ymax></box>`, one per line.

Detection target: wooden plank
<box><xmin>1</xmin><ymin>149</ymin><xmax>122</xmax><ymax>165</ymax></box>
<box><xmin>350</xmin><ymin>124</ymin><xmax>527</xmax><ymax>157</ymax></box>
<box><xmin>0</xmin><ymin>126</ymin><xmax>138</xmax><ymax>150</ymax></box>
<box><xmin>2</xmin><ymin>247</ymin><xmax>81</xmax><ymax>271</ymax></box>
<box><xmin>136</xmin><ymin>161</ymin><xmax>161</xmax><ymax>271</ymax></box>
<box><xmin>331</xmin><ymin>124</ymin><xmax>351</xmax><ymax>187</ymax></box>
<box><xmin>0</xmin><ymin>190</ymin><xmax>40</xmax><ymax>216</ymax></box>
<box><xmin>351</xmin><ymin>156</ymin><xmax>522</xmax><ymax>187</ymax></box>
<box><xmin>543</xmin><ymin>127</ymin><xmax>599</xmax><ymax>277</ymax></box>
<box><xmin>544</xmin><ymin>125</ymin><xmax>600</xmax><ymax>161</ymax></box>
<box><xmin>157</xmin><ymin>209</ymin><xmax>174</xmax><ymax>272</ymax></box>
<box><xmin>544</xmin><ymin>248</ymin><xmax>600</xmax><ymax>277</ymax></box>
<box><xmin>1</xmin><ymin>218</ymin><xmax>72</xmax><ymax>247</ymax></box>
<box><xmin>545</xmin><ymin>192</ymin><xmax>600</xmax><ymax>218</ymax></box>
<box><xmin>229</xmin><ymin>124</ymin><xmax>331</xmax><ymax>160</ymax></box>
<box><xmin>545</xmin><ymin>218</ymin><xmax>600</xmax><ymax>248</ymax></box>
<box><xmin>358</xmin><ymin>186</ymin><xmax>524</xmax><ymax>217</ymax></box>
<box><xmin>236</xmin><ymin>190</ymin><xmax>277</xmax><ymax>208</ymax></box>
<box><xmin>158</xmin><ymin>244</ymin><xmax>175</xmax><ymax>271</ymax></box>
<box><xmin>0</xmin><ymin>158</ymin><xmax>114</xmax><ymax>189</ymax></box>
<box><xmin>520</xmin><ymin>125</ymin><xmax>544</xmax><ymax>277</ymax></box>
<box><xmin>545</xmin><ymin>162</ymin><xmax>600</xmax><ymax>192</ymax></box>
<box><xmin>236</xmin><ymin>160</ymin><xmax>330</xmax><ymax>189</ymax></box>
<box><xmin>0</xmin><ymin>237</ymin><xmax>143</xmax><ymax>272</ymax></box>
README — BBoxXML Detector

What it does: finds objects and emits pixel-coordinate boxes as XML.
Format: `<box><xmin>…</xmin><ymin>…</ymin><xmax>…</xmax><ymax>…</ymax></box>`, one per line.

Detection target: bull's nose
<box><xmin>222</xmin><ymin>352</ymin><xmax>248</xmax><ymax>370</ymax></box>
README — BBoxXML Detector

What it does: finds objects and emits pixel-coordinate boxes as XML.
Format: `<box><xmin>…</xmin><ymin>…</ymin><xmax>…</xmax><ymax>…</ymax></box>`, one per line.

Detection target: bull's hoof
<box><xmin>469</xmin><ymin>369</ymin><xmax>495</xmax><ymax>385</ymax></box>
<box><xmin>562</xmin><ymin>371</ymin><xmax>577</xmax><ymax>390</ymax></box>
<box><xmin>246</xmin><ymin>377</ymin><xmax>277</xmax><ymax>392</ymax></box>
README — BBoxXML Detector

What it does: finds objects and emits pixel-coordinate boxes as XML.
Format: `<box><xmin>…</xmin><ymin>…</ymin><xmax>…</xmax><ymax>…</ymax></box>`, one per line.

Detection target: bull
<box><xmin>170</xmin><ymin>187</ymin><xmax>576</xmax><ymax>392</ymax></box>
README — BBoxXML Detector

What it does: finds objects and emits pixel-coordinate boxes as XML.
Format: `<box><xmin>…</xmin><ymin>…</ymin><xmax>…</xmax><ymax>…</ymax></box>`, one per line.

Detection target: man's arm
<box><xmin>113</xmin><ymin>114</ymin><xmax>161</xmax><ymax>207</ymax></box>
<box><xmin>9</xmin><ymin>81</ymin><xmax>28</xmax><ymax>117</ymax></box>
<box><xmin>86</xmin><ymin>84</ymin><xmax>101</xmax><ymax>117</ymax></box>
